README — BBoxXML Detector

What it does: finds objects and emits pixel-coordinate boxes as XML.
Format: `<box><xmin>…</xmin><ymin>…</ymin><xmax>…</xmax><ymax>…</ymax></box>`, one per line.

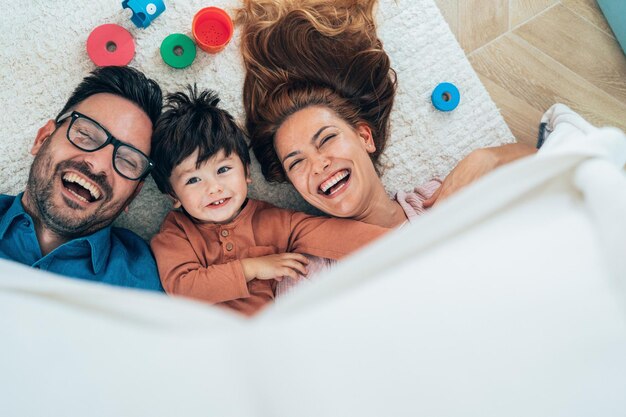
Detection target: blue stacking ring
<box><xmin>431</xmin><ymin>82</ymin><xmax>460</xmax><ymax>112</ymax></box>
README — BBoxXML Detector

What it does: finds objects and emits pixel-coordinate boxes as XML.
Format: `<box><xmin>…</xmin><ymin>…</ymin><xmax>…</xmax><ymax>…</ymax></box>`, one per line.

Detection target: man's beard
<box><xmin>25</xmin><ymin>148</ymin><xmax>132</xmax><ymax>238</ymax></box>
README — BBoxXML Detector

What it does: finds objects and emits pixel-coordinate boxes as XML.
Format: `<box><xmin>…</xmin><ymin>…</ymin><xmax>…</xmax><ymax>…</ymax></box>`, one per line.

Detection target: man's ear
<box><xmin>124</xmin><ymin>182</ymin><xmax>145</xmax><ymax>213</ymax></box>
<box><xmin>356</xmin><ymin>123</ymin><xmax>376</xmax><ymax>154</ymax></box>
<box><xmin>31</xmin><ymin>120</ymin><xmax>57</xmax><ymax>155</ymax></box>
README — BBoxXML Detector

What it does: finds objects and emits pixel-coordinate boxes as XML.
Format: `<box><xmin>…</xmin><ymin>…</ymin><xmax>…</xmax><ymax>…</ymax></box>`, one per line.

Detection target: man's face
<box><xmin>23</xmin><ymin>93</ymin><xmax>153</xmax><ymax>237</ymax></box>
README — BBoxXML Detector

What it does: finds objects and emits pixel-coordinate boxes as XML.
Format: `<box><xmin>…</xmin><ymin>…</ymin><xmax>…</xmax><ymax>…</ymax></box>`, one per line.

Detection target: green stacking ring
<box><xmin>160</xmin><ymin>33</ymin><xmax>196</xmax><ymax>69</ymax></box>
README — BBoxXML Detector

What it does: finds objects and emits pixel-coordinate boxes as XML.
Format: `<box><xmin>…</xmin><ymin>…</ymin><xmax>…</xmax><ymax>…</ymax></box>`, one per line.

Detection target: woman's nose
<box><xmin>311</xmin><ymin>154</ymin><xmax>330</xmax><ymax>174</ymax></box>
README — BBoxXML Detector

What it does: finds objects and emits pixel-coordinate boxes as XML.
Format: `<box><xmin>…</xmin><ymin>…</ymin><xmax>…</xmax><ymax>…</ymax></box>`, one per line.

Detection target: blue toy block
<box><xmin>122</xmin><ymin>0</ymin><xmax>166</xmax><ymax>29</ymax></box>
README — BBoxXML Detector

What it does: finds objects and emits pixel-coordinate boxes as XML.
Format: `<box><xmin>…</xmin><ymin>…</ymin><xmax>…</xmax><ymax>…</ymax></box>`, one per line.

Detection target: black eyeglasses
<box><xmin>56</xmin><ymin>111</ymin><xmax>154</xmax><ymax>181</ymax></box>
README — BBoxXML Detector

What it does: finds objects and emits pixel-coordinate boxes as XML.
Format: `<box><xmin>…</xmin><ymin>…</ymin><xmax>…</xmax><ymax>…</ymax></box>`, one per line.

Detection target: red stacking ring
<box><xmin>87</xmin><ymin>24</ymin><xmax>135</xmax><ymax>66</ymax></box>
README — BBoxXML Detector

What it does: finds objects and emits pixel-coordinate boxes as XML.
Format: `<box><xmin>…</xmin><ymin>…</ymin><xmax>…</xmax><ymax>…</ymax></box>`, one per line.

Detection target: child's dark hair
<box><xmin>151</xmin><ymin>85</ymin><xmax>251</xmax><ymax>195</ymax></box>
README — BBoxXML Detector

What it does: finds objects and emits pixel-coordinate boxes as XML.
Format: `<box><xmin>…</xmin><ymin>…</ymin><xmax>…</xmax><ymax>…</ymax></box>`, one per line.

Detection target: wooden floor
<box><xmin>435</xmin><ymin>0</ymin><xmax>626</xmax><ymax>145</ymax></box>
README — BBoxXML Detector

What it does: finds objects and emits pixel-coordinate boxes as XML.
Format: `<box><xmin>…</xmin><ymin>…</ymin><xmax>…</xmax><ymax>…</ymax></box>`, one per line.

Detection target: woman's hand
<box><xmin>424</xmin><ymin>143</ymin><xmax>536</xmax><ymax>207</ymax></box>
<box><xmin>241</xmin><ymin>253</ymin><xmax>310</xmax><ymax>282</ymax></box>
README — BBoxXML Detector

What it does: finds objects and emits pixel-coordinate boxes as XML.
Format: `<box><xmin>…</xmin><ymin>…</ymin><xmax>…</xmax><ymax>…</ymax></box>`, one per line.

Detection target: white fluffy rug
<box><xmin>0</xmin><ymin>0</ymin><xmax>513</xmax><ymax>239</ymax></box>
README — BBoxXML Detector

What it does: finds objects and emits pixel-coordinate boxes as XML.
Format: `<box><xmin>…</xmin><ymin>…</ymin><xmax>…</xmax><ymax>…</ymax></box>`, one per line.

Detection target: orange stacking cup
<box><xmin>192</xmin><ymin>7</ymin><xmax>234</xmax><ymax>53</ymax></box>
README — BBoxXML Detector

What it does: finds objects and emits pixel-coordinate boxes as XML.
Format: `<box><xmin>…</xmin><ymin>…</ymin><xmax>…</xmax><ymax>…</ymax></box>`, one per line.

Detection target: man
<box><xmin>0</xmin><ymin>66</ymin><xmax>164</xmax><ymax>291</ymax></box>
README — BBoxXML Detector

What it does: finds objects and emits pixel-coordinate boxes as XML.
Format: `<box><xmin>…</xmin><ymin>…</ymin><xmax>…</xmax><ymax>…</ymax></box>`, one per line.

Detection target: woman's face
<box><xmin>274</xmin><ymin>106</ymin><xmax>381</xmax><ymax>218</ymax></box>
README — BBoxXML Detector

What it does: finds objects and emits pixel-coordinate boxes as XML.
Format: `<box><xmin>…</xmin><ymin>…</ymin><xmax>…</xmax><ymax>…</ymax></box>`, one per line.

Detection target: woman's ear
<box><xmin>31</xmin><ymin>120</ymin><xmax>57</xmax><ymax>155</ymax></box>
<box><xmin>356</xmin><ymin>123</ymin><xmax>376</xmax><ymax>154</ymax></box>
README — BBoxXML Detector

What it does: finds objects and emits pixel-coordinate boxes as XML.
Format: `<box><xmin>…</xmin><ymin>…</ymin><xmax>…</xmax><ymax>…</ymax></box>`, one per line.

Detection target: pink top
<box><xmin>395</xmin><ymin>179</ymin><xmax>442</xmax><ymax>222</ymax></box>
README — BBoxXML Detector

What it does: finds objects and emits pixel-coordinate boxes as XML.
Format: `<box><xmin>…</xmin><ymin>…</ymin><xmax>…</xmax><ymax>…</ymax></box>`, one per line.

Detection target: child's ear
<box><xmin>168</xmin><ymin>193</ymin><xmax>182</xmax><ymax>208</ymax></box>
<box><xmin>31</xmin><ymin>120</ymin><xmax>57</xmax><ymax>155</ymax></box>
<box><xmin>356</xmin><ymin>122</ymin><xmax>376</xmax><ymax>154</ymax></box>
<box><xmin>246</xmin><ymin>165</ymin><xmax>252</xmax><ymax>184</ymax></box>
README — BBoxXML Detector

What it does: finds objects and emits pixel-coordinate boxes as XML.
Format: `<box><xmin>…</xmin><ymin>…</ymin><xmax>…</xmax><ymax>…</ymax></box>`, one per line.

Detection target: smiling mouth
<box><xmin>319</xmin><ymin>169</ymin><xmax>350</xmax><ymax>196</ymax></box>
<box><xmin>207</xmin><ymin>198</ymin><xmax>230</xmax><ymax>208</ymax></box>
<box><xmin>62</xmin><ymin>173</ymin><xmax>103</xmax><ymax>203</ymax></box>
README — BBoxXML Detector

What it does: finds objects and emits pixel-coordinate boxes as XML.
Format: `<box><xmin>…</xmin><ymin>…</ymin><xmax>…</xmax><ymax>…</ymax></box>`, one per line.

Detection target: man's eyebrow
<box><xmin>281</xmin><ymin>125</ymin><xmax>335</xmax><ymax>164</ymax></box>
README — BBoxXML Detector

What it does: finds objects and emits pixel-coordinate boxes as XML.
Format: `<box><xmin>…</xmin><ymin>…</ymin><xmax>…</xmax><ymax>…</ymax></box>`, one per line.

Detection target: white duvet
<box><xmin>1</xmin><ymin>104</ymin><xmax>625</xmax><ymax>416</ymax></box>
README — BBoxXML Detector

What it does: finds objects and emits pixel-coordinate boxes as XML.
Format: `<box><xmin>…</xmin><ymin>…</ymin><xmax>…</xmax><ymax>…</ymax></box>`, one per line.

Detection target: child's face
<box><xmin>169</xmin><ymin>149</ymin><xmax>251</xmax><ymax>224</ymax></box>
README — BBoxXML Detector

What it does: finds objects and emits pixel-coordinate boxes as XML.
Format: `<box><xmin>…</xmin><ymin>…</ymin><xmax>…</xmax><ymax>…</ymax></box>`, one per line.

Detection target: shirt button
<box><xmin>225</xmin><ymin>243</ymin><xmax>234</xmax><ymax>251</ymax></box>
<box><xmin>221</xmin><ymin>230</ymin><xmax>229</xmax><ymax>237</ymax></box>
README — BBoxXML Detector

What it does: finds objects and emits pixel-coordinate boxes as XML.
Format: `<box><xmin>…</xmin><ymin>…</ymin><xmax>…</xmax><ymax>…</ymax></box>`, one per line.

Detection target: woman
<box><xmin>237</xmin><ymin>0</ymin><xmax>534</xmax><ymax>228</ymax></box>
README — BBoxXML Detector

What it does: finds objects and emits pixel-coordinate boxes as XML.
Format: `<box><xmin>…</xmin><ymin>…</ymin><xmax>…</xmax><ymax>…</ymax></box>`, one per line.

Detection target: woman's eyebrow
<box><xmin>282</xmin><ymin>125</ymin><xmax>336</xmax><ymax>164</ymax></box>
<box><xmin>312</xmin><ymin>125</ymin><xmax>334</xmax><ymax>142</ymax></box>
<box><xmin>282</xmin><ymin>150</ymin><xmax>301</xmax><ymax>164</ymax></box>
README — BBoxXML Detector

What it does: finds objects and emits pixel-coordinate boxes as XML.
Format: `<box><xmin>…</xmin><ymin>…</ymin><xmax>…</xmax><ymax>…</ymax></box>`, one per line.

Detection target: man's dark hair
<box><xmin>151</xmin><ymin>85</ymin><xmax>251</xmax><ymax>196</ymax></box>
<box><xmin>55</xmin><ymin>66</ymin><xmax>163</xmax><ymax>127</ymax></box>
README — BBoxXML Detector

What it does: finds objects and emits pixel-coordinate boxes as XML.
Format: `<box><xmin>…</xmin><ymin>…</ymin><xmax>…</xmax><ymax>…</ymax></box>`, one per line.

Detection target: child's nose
<box><xmin>207</xmin><ymin>180</ymin><xmax>223</xmax><ymax>194</ymax></box>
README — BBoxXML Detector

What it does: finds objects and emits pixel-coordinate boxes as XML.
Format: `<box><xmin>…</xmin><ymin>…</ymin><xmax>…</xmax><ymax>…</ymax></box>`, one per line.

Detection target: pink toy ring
<box><xmin>87</xmin><ymin>24</ymin><xmax>135</xmax><ymax>66</ymax></box>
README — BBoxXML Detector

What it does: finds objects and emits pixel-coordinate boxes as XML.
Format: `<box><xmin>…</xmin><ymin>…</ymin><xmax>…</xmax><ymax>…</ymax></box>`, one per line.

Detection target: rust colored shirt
<box><xmin>150</xmin><ymin>199</ymin><xmax>388</xmax><ymax>316</ymax></box>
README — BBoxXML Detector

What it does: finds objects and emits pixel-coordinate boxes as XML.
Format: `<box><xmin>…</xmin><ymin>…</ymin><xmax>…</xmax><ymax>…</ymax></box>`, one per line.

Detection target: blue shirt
<box><xmin>0</xmin><ymin>193</ymin><xmax>163</xmax><ymax>292</ymax></box>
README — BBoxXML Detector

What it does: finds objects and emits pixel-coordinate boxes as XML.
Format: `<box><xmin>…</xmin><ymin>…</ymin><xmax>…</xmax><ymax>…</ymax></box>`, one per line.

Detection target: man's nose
<box><xmin>82</xmin><ymin>144</ymin><xmax>114</xmax><ymax>177</ymax></box>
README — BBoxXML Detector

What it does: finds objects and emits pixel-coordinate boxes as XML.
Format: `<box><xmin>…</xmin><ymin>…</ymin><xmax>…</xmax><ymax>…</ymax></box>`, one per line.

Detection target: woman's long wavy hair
<box><xmin>236</xmin><ymin>0</ymin><xmax>397</xmax><ymax>182</ymax></box>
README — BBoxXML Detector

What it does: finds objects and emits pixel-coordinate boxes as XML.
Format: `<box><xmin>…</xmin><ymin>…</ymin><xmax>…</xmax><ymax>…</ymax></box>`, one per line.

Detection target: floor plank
<box><xmin>477</xmin><ymin>76</ymin><xmax>544</xmax><ymax>145</ymax></box>
<box><xmin>515</xmin><ymin>4</ymin><xmax>626</xmax><ymax>104</ymax></box>
<box><xmin>510</xmin><ymin>0</ymin><xmax>558</xmax><ymax>28</ymax></box>
<box><xmin>458</xmin><ymin>0</ymin><xmax>508</xmax><ymax>53</ymax></box>
<box><xmin>469</xmin><ymin>33</ymin><xmax>626</xmax><ymax>131</ymax></box>
<box><xmin>437</xmin><ymin>0</ymin><xmax>626</xmax><ymax>144</ymax></box>
<box><xmin>561</xmin><ymin>0</ymin><xmax>615</xmax><ymax>38</ymax></box>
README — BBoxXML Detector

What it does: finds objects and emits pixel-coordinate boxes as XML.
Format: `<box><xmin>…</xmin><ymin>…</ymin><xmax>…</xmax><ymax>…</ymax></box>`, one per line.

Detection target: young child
<box><xmin>150</xmin><ymin>86</ymin><xmax>388</xmax><ymax>316</ymax></box>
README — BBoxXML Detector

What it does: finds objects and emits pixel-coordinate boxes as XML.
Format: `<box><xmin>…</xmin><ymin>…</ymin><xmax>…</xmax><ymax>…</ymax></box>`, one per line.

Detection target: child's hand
<box><xmin>241</xmin><ymin>253</ymin><xmax>309</xmax><ymax>282</ymax></box>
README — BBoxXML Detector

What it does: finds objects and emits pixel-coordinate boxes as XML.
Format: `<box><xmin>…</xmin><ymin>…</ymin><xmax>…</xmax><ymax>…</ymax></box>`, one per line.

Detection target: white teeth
<box><xmin>62</xmin><ymin>173</ymin><xmax>102</xmax><ymax>200</ymax></box>
<box><xmin>211</xmin><ymin>199</ymin><xmax>225</xmax><ymax>205</ymax></box>
<box><xmin>67</xmin><ymin>188</ymin><xmax>89</xmax><ymax>203</ymax></box>
<box><xmin>320</xmin><ymin>170</ymin><xmax>349</xmax><ymax>193</ymax></box>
